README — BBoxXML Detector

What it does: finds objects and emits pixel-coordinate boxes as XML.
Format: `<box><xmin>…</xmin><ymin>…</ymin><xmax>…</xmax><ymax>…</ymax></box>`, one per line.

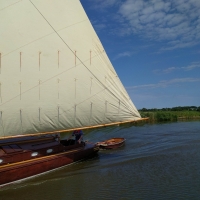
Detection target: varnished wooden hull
<box><xmin>0</xmin><ymin>137</ymin><xmax>99</xmax><ymax>187</ymax></box>
<box><xmin>96</xmin><ymin>138</ymin><xmax>125</xmax><ymax>150</ymax></box>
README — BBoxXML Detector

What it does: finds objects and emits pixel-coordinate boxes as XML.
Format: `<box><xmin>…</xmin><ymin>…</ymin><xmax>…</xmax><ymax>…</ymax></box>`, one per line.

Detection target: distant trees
<box><xmin>139</xmin><ymin>106</ymin><xmax>200</xmax><ymax>112</ymax></box>
<box><xmin>139</xmin><ymin>106</ymin><xmax>200</xmax><ymax>122</ymax></box>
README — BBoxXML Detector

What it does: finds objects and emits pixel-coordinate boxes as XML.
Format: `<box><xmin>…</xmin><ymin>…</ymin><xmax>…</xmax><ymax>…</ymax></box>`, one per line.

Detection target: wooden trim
<box><xmin>0</xmin><ymin>147</ymin><xmax>83</xmax><ymax>170</ymax></box>
<box><xmin>0</xmin><ymin>135</ymin><xmax>55</xmax><ymax>146</ymax></box>
<box><xmin>0</xmin><ymin>118</ymin><xmax>149</xmax><ymax>140</ymax></box>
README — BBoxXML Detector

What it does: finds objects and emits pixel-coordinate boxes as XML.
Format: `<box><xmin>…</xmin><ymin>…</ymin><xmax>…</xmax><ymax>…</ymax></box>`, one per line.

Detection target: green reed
<box><xmin>139</xmin><ymin>110</ymin><xmax>200</xmax><ymax>122</ymax></box>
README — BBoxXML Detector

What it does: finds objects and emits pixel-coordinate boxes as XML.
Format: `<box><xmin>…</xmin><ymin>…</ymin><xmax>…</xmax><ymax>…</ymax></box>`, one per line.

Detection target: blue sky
<box><xmin>81</xmin><ymin>0</ymin><xmax>200</xmax><ymax>109</ymax></box>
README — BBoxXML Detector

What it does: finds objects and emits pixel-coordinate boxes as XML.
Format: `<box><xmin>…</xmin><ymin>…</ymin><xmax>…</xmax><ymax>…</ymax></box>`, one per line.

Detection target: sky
<box><xmin>80</xmin><ymin>0</ymin><xmax>200</xmax><ymax>109</ymax></box>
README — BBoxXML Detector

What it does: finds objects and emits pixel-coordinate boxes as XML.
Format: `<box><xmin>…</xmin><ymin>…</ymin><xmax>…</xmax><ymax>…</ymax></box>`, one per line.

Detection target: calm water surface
<box><xmin>1</xmin><ymin>121</ymin><xmax>200</xmax><ymax>200</ymax></box>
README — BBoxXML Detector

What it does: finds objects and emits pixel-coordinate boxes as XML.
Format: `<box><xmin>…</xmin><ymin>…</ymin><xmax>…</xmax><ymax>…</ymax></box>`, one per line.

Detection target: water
<box><xmin>1</xmin><ymin>121</ymin><xmax>200</xmax><ymax>200</ymax></box>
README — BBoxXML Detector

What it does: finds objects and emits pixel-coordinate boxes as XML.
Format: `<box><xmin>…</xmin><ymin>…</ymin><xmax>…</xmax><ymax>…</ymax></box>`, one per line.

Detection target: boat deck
<box><xmin>0</xmin><ymin>135</ymin><xmax>89</xmax><ymax>166</ymax></box>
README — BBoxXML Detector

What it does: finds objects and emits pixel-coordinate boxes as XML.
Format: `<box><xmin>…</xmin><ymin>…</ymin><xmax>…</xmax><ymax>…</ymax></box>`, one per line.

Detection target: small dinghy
<box><xmin>96</xmin><ymin>138</ymin><xmax>125</xmax><ymax>150</ymax></box>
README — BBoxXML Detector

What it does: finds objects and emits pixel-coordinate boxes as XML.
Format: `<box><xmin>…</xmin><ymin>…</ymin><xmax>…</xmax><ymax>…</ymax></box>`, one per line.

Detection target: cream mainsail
<box><xmin>0</xmin><ymin>0</ymin><xmax>141</xmax><ymax>138</ymax></box>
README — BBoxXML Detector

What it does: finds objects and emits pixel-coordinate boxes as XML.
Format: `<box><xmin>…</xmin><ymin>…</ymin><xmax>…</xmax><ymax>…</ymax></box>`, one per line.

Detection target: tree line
<box><xmin>138</xmin><ymin>106</ymin><xmax>200</xmax><ymax>122</ymax></box>
<box><xmin>139</xmin><ymin>106</ymin><xmax>200</xmax><ymax>112</ymax></box>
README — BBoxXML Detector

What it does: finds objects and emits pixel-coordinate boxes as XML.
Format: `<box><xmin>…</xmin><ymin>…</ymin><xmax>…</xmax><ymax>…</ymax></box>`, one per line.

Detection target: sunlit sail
<box><xmin>0</xmin><ymin>0</ymin><xmax>141</xmax><ymax>139</ymax></box>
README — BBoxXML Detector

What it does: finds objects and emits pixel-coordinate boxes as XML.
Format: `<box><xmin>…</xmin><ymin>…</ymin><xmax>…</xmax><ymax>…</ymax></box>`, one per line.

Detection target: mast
<box><xmin>0</xmin><ymin>0</ymin><xmax>142</xmax><ymax>139</ymax></box>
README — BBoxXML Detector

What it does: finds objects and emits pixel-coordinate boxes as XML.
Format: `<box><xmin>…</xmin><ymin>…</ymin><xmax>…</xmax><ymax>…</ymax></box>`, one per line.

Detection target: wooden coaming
<box><xmin>0</xmin><ymin>136</ymin><xmax>62</xmax><ymax>166</ymax></box>
<box><xmin>0</xmin><ymin>143</ymin><xmax>99</xmax><ymax>186</ymax></box>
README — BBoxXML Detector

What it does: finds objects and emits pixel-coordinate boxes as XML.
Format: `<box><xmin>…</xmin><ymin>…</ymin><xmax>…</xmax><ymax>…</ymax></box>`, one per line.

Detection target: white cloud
<box><xmin>127</xmin><ymin>77</ymin><xmax>200</xmax><ymax>90</ymax></box>
<box><xmin>87</xmin><ymin>0</ymin><xmax>200</xmax><ymax>50</ymax></box>
<box><xmin>182</xmin><ymin>62</ymin><xmax>200</xmax><ymax>71</ymax></box>
<box><xmin>154</xmin><ymin>62</ymin><xmax>200</xmax><ymax>74</ymax></box>
<box><xmin>118</xmin><ymin>0</ymin><xmax>200</xmax><ymax>49</ymax></box>
<box><xmin>93</xmin><ymin>22</ymin><xmax>107</xmax><ymax>32</ymax></box>
<box><xmin>113</xmin><ymin>51</ymin><xmax>132</xmax><ymax>60</ymax></box>
<box><xmin>87</xmin><ymin>0</ymin><xmax>119</xmax><ymax>10</ymax></box>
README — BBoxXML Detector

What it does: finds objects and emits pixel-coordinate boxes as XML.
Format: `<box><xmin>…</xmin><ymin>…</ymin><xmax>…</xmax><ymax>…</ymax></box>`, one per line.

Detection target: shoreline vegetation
<box><xmin>139</xmin><ymin>106</ymin><xmax>200</xmax><ymax>122</ymax></box>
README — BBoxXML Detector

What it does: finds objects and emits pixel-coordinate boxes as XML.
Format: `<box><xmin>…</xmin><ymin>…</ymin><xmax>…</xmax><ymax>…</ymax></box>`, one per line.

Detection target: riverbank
<box><xmin>139</xmin><ymin>110</ymin><xmax>200</xmax><ymax>122</ymax></box>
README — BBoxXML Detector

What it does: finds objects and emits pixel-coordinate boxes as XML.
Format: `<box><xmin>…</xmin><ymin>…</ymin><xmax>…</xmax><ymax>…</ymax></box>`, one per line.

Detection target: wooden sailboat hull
<box><xmin>0</xmin><ymin>138</ymin><xmax>99</xmax><ymax>187</ymax></box>
<box><xmin>96</xmin><ymin>138</ymin><xmax>125</xmax><ymax>150</ymax></box>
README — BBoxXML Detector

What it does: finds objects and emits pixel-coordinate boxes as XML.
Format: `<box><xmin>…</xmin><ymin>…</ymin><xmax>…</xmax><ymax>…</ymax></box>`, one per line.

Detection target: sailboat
<box><xmin>0</xmin><ymin>0</ymin><xmax>145</xmax><ymax>186</ymax></box>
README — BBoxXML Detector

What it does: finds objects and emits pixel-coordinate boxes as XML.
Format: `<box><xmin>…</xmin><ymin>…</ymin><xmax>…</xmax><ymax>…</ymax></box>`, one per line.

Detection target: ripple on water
<box><xmin>1</xmin><ymin>122</ymin><xmax>200</xmax><ymax>200</ymax></box>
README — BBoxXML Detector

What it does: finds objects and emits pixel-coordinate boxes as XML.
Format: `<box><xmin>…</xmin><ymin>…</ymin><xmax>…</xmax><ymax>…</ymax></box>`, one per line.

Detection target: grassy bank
<box><xmin>139</xmin><ymin>110</ymin><xmax>200</xmax><ymax>122</ymax></box>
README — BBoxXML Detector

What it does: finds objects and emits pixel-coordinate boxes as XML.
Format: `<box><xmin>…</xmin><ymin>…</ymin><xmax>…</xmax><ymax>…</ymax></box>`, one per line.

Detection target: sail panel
<box><xmin>0</xmin><ymin>0</ymin><xmax>141</xmax><ymax>138</ymax></box>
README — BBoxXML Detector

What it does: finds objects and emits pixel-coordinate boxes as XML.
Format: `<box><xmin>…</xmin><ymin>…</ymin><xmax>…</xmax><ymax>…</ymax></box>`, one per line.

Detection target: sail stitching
<box><xmin>0</xmin><ymin>0</ymin><xmax>22</xmax><ymax>12</ymax></box>
<box><xmin>36</xmin><ymin>87</ymin><xmax>136</xmax><ymax>130</ymax></box>
<box><xmin>0</xmin><ymin>52</ymin><xmax>104</xmax><ymax>107</ymax></box>
<box><xmin>0</xmin><ymin>1</ymin><xmax>140</xmax><ymax>137</ymax></box>
<box><xmin>1</xmin><ymin>20</ymin><xmax>88</xmax><ymax>58</ymax></box>
<box><xmin>29</xmin><ymin>0</ymin><xmax>135</xmax><ymax>115</ymax></box>
<box><xmin>0</xmin><ymin>1</ymin><xmax>136</xmax><ymax>116</ymax></box>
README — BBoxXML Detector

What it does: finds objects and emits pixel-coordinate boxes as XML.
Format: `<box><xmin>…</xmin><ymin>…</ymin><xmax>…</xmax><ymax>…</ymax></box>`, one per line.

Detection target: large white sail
<box><xmin>0</xmin><ymin>0</ymin><xmax>141</xmax><ymax>138</ymax></box>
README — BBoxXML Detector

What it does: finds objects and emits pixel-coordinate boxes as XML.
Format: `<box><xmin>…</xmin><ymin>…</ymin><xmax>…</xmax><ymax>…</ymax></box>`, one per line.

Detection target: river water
<box><xmin>1</xmin><ymin>121</ymin><xmax>200</xmax><ymax>200</ymax></box>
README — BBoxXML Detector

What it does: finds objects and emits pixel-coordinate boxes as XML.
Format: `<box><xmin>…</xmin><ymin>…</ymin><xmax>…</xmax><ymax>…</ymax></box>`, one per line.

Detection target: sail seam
<box><xmin>0</xmin><ymin>53</ymin><xmax>101</xmax><ymax>107</ymax></box>
<box><xmin>0</xmin><ymin>0</ymin><xmax>22</xmax><ymax>12</ymax></box>
<box><xmin>29</xmin><ymin>0</ymin><xmax>136</xmax><ymax>116</ymax></box>
<box><xmin>1</xmin><ymin>20</ymin><xmax>88</xmax><ymax>58</ymax></box>
<box><xmin>0</xmin><ymin>1</ymin><xmax>135</xmax><ymax>116</ymax></box>
<box><xmin>35</xmin><ymin>88</ymin><xmax>138</xmax><ymax>130</ymax></box>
